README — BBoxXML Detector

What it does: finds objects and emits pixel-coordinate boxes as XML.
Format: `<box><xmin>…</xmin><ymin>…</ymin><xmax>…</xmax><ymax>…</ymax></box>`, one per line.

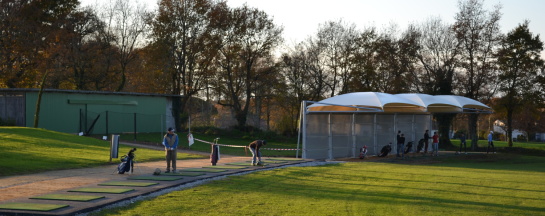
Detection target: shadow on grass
<box><xmin>207</xmin><ymin>165</ymin><xmax>545</xmax><ymax>215</ymax></box>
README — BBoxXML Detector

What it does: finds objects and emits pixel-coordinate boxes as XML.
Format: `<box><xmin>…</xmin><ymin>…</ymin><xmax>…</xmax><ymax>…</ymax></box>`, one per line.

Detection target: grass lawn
<box><xmin>450</xmin><ymin>139</ymin><xmax>545</xmax><ymax>154</ymax></box>
<box><xmin>93</xmin><ymin>153</ymin><xmax>545</xmax><ymax>216</ymax></box>
<box><xmin>0</xmin><ymin>127</ymin><xmax>206</xmax><ymax>177</ymax></box>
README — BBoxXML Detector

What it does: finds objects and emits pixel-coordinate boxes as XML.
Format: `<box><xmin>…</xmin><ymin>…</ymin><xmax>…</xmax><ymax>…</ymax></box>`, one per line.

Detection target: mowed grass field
<box><xmin>0</xmin><ymin>127</ymin><xmax>205</xmax><ymax>176</ymax></box>
<box><xmin>94</xmin><ymin>154</ymin><xmax>545</xmax><ymax>216</ymax></box>
<box><xmin>2</xmin><ymin>127</ymin><xmax>545</xmax><ymax>215</ymax></box>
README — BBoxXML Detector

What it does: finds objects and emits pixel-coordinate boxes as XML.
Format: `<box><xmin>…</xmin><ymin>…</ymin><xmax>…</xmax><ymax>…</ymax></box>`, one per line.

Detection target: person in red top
<box><xmin>432</xmin><ymin>132</ymin><xmax>439</xmax><ymax>156</ymax></box>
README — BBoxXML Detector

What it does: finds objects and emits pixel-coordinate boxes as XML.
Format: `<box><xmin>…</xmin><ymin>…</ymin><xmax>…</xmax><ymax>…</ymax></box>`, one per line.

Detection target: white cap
<box><xmin>490</xmin><ymin>131</ymin><xmax>493</xmax><ymax>133</ymax></box>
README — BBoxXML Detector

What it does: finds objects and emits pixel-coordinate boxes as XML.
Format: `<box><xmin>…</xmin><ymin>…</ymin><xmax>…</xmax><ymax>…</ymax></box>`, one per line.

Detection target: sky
<box><xmin>81</xmin><ymin>0</ymin><xmax>545</xmax><ymax>56</ymax></box>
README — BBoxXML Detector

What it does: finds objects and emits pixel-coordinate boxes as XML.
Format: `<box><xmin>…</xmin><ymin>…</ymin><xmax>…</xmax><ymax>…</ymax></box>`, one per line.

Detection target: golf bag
<box><xmin>378</xmin><ymin>145</ymin><xmax>392</xmax><ymax>157</ymax></box>
<box><xmin>417</xmin><ymin>139</ymin><xmax>425</xmax><ymax>153</ymax></box>
<box><xmin>210</xmin><ymin>144</ymin><xmax>220</xmax><ymax>165</ymax></box>
<box><xmin>404</xmin><ymin>141</ymin><xmax>413</xmax><ymax>154</ymax></box>
<box><xmin>117</xmin><ymin>148</ymin><xmax>136</xmax><ymax>174</ymax></box>
<box><xmin>359</xmin><ymin>147</ymin><xmax>368</xmax><ymax>159</ymax></box>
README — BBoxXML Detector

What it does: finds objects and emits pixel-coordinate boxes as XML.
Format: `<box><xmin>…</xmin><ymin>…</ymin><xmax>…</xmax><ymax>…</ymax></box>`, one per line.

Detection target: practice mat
<box><xmin>267</xmin><ymin>158</ymin><xmax>304</xmax><ymax>161</ymax></box>
<box><xmin>248</xmin><ymin>160</ymin><xmax>287</xmax><ymax>164</ymax></box>
<box><xmin>128</xmin><ymin>176</ymin><xmax>183</xmax><ymax>181</ymax></box>
<box><xmin>182</xmin><ymin>168</ymin><xmax>227</xmax><ymax>173</ymax></box>
<box><xmin>68</xmin><ymin>187</ymin><xmax>134</xmax><ymax>194</ymax></box>
<box><xmin>98</xmin><ymin>181</ymin><xmax>158</xmax><ymax>187</ymax></box>
<box><xmin>202</xmin><ymin>165</ymin><xmax>248</xmax><ymax>169</ymax></box>
<box><xmin>30</xmin><ymin>194</ymin><xmax>104</xmax><ymax>202</ymax></box>
<box><xmin>0</xmin><ymin>203</ymin><xmax>69</xmax><ymax>212</ymax></box>
<box><xmin>162</xmin><ymin>172</ymin><xmax>205</xmax><ymax>176</ymax></box>
<box><xmin>226</xmin><ymin>162</ymin><xmax>256</xmax><ymax>166</ymax></box>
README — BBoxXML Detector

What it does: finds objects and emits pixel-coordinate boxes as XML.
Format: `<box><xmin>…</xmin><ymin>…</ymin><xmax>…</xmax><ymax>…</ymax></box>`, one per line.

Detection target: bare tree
<box><xmin>99</xmin><ymin>0</ymin><xmax>148</xmax><ymax>91</ymax></box>
<box><xmin>453</xmin><ymin>0</ymin><xmax>502</xmax><ymax>150</ymax></box>
<box><xmin>214</xmin><ymin>4</ymin><xmax>283</xmax><ymax>129</ymax></box>
<box><xmin>415</xmin><ymin>17</ymin><xmax>460</xmax><ymax>145</ymax></box>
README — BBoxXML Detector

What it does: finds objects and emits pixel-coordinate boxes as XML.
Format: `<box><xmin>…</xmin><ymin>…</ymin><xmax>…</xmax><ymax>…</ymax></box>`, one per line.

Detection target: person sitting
<box><xmin>359</xmin><ymin>145</ymin><xmax>368</xmax><ymax>159</ymax></box>
<box><xmin>378</xmin><ymin>143</ymin><xmax>392</xmax><ymax>157</ymax></box>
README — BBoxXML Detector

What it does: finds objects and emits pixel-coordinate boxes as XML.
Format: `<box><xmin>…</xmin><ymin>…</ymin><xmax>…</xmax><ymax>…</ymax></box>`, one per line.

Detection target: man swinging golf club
<box><xmin>248</xmin><ymin>140</ymin><xmax>266</xmax><ymax>166</ymax></box>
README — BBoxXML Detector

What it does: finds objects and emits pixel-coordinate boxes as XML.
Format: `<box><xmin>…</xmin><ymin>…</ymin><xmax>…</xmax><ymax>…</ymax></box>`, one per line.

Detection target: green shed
<box><xmin>0</xmin><ymin>88</ymin><xmax>182</xmax><ymax>135</ymax></box>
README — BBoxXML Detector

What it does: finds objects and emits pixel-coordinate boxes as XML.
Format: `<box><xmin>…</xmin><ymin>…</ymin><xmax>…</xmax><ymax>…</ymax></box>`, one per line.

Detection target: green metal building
<box><xmin>0</xmin><ymin>88</ymin><xmax>182</xmax><ymax>135</ymax></box>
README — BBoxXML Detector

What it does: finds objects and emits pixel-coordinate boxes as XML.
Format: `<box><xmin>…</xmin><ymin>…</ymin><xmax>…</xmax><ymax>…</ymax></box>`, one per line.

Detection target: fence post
<box><xmin>134</xmin><ymin>113</ymin><xmax>137</xmax><ymax>141</ymax></box>
<box><xmin>105</xmin><ymin>111</ymin><xmax>109</xmax><ymax>137</ymax></box>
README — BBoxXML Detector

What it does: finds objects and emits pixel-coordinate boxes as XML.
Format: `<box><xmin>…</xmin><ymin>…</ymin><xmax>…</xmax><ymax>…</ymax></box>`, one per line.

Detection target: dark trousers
<box><xmin>166</xmin><ymin>150</ymin><xmax>177</xmax><ymax>171</ymax></box>
<box><xmin>487</xmin><ymin>141</ymin><xmax>495</xmax><ymax>153</ymax></box>
<box><xmin>459</xmin><ymin>141</ymin><xmax>467</xmax><ymax>153</ymax></box>
<box><xmin>424</xmin><ymin>140</ymin><xmax>429</xmax><ymax>153</ymax></box>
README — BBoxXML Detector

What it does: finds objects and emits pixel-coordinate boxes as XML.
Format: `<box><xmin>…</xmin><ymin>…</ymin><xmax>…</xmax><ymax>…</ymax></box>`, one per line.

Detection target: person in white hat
<box><xmin>487</xmin><ymin>131</ymin><xmax>495</xmax><ymax>154</ymax></box>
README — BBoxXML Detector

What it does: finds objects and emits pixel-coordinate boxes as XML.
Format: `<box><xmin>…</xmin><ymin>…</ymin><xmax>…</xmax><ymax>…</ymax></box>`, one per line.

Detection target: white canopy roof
<box><xmin>307</xmin><ymin>92</ymin><xmax>492</xmax><ymax>113</ymax></box>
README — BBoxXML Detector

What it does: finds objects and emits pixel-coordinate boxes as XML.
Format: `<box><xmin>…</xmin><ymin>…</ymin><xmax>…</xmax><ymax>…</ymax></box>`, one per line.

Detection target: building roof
<box><xmin>0</xmin><ymin>88</ymin><xmax>183</xmax><ymax>98</ymax></box>
<box><xmin>307</xmin><ymin>92</ymin><xmax>492</xmax><ymax>113</ymax></box>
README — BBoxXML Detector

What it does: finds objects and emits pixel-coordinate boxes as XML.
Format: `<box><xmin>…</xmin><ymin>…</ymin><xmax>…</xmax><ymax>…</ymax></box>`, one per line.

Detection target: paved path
<box><xmin>0</xmin><ymin>143</ymin><xmax>311</xmax><ymax>216</ymax></box>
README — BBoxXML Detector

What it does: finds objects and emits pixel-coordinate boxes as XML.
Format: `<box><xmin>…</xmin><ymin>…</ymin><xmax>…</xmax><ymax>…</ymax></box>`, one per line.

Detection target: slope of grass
<box><xmin>0</xmin><ymin>127</ymin><xmax>205</xmax><ymax>176</ymax></box>
<box><xmin>94</xmin><ymin>154</ymin><xmax>545</xmax><ymax>216</ymax></box>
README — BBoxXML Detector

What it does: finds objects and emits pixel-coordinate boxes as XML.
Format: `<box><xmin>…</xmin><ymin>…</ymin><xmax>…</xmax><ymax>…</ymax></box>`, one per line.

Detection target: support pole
<box><xmin>301</xmin><ymin>101</ymin><xmax>307</xmax><ymax>159</ymax></box>
<box><xmin>328</xmin><ymin>113</ymin><xmax>333</xmax><ymax>160</ymax></box>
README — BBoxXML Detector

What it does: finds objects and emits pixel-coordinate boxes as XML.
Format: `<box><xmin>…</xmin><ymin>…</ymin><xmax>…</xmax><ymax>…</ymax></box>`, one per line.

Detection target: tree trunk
<box><xmin>467</xmin><ymin>113</ymin><xmax>479</xmax><ymax>151</ymax></box>
<box><xmin>507</xmin><ymin>108</ymin><xmax>513</xmax><ymax>147</ymax></box>
<box><xmin>434</xmin><ymin>113</ymin><xmax>455</xmax><ymax>147</ymax></box>
<box><xmin>172</xmin><ymin>96</ymin><xmax>182</xmax><ymax>132</ymax></box>
<box><xmin>33</xmin><ymin>71</ymin><xmax>48</xmax><ymax>128</ymax></box>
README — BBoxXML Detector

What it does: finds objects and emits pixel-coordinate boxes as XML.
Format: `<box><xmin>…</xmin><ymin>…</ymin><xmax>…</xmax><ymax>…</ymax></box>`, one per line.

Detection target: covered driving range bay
<box><xmin>299</xmin><ymin>92</ymin><xmax>492</xmax><ymax>160</ymax></box>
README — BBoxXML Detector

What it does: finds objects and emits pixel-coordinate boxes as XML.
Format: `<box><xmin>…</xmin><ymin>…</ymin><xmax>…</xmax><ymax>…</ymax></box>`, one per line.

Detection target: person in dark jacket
<box><xmin>424</xmin><ymin>130</ymin><xmax>430</xmax><ymax>154</ymax></box>
<box><xmin>248</xmin><ymin>140</ymin><xmax>266</xmax><ymax>166</ymax></box>
<box><xmin>397</xmin><ymin>133</ymin><xmax>406</xmax><ymax>159</ymax></box>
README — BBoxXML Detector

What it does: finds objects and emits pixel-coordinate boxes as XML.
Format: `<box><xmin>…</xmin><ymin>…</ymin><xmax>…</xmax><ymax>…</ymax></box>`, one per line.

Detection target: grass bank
<box><xmin>94</xmin><ymin>153</ymin><xmax>545</xmax><ymax>216</ymax></box>
<box><xmin>0</xmin><ymin>127</ymin><xmax>205</xmax><ymax>177</ymax></box>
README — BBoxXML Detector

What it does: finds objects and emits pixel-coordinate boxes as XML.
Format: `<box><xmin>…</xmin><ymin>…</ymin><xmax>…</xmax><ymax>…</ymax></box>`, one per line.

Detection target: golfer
<box><xmin>248</xmin><ymin>140</ymin><xmax>266</xmax><ymax>166</ymax></box>
<box><xmin>163</xmin><ymin>127</ymin><xmax>178</xmax><ymax>173</ymax></box>
<box><xmin>487</xmin><ymin>131</ymin><xmax>496</xmax><ymax>154</ymax></box>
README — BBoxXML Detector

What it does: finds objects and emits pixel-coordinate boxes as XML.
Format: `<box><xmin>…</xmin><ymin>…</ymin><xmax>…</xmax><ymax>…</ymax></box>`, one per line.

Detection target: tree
<box><xmin>98</xmin><ymin>0</ymin><xmax>148</xmax><ymax>92</ymax></box>
<box><xmin>495</xmin><ymin>21</ymin><xmax>544</xmax><ymax>147</ymax></box>
<box><xmin>214</xmin><ymin>4</ymin><xmax>283</xmax><ymax>129</ymax></box>
<box><xmin>414</xmin><ymin>17</ymin><xmax>460</xmax><ymax>146</ymax></box>
<box><xmin>148</xmin><ymin>0</ymin><xmax>220</xmax><ymax>131</ymax></box>
<box><xmin>0</xmin><ymin>0</ymin><xmax>78</xmax><ymax>88</ymax></box>
<box><xmin>453</xmin><ymin>0</ymin><xmax>502</xmax><ymax>150</ymax></box>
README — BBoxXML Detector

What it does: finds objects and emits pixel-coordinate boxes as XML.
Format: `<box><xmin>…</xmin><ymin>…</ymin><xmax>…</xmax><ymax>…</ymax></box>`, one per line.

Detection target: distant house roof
<box><xmin>307</xmin><ymin>92</ymin><xmax>492</xmax><ymax>113</ymax></box>
<box><xmin>0</xmin><ymin>88</ymin><xmax>183</xmax><ymax>98</ymax></box>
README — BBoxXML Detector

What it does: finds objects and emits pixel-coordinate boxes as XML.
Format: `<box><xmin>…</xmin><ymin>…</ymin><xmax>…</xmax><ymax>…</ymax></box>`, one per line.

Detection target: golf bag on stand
<box><xmin>404</xmin><ymin>141</ymin><xmax>413</xmax><ymax>154</ymax></box>
<box><xmin>210</xmin><ymin>138</ymin><xmax>220</xmax><ymax>165</ymax></box>
<box><xmin>118</xmin><ymin>148</ymin><xmax>136</xmax><ymax>174</ymax></box>
<box><xmin>417</xmin><ymin>139</ymin><xmax>425</xmax><ymax>153</ymax></box>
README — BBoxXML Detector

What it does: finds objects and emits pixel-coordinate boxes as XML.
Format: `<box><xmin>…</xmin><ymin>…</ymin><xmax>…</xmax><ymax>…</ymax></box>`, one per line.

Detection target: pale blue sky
<box><xmin>226</xmin><ymin>0</ymin><xmax>544</xmax><ymax>45</ymax></box>
<box><xmin>81</xmin><ymin>0</ymin><xmax>545</xmax><ymax>56</ymax></box>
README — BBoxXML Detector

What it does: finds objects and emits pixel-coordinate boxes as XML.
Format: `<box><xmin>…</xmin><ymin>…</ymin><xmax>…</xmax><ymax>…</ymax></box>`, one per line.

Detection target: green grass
<box><xmin>0</xmin><ymin>127</ymin><xmax>206</xmax><ymax>177</ymax></box>
<box><xmin>93</xmin><ymin>154</ymin><xmax>545</xmax><ymax>216</ymax></box>
<box><xmin>121</xmin><ymin>132</ymin><xmax>301</xmax><ymax>157</ymax></box>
